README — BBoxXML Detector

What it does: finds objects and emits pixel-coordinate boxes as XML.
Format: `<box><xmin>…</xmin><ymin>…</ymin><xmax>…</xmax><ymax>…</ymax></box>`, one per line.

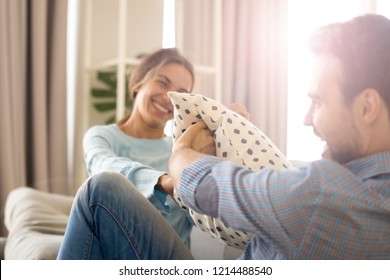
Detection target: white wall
<box><xmin>89</xmin><ymin>0</ymin><xmax>164</xmax><ymax>66</ymax></box>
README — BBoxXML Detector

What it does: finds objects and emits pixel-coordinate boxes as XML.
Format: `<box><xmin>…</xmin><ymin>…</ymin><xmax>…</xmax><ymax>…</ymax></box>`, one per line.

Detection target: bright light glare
<box><xmin>163</xmin><ymin>0</ymin><xmax>175</xmax><ymax>136</ymax></box>
<box><xmin>163</xmin><ymin>0</ymin><xmax>176</xmax><ymax>48</ymax></box>
<box><xmin>287</xmin><ymin>0</ymin><xmax>380</xmax><ymax>161</ymax></box>
<box><xmin>377</xmin><ymin>0</ymin><xmax>390</xmax><ymax>18</ymax></box>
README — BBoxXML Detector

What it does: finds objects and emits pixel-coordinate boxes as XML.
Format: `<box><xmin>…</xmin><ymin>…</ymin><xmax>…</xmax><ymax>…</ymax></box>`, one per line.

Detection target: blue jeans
<box><xmin>57</xmin><ymin>172</ymin><xmax>194</xmax><ymax>259</ymax></box>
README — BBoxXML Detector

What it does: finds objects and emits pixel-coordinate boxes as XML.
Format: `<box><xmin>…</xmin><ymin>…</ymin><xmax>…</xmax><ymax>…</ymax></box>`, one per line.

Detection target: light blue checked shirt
<box><xmin>83</xmin><ymin>124</ymin><xmax>193</xmax><ymax>245</ymax></box>
<box><xmin>178</xmin><ymin>152</ymin><xmax>390</xmax><ymax>259</ymax></box>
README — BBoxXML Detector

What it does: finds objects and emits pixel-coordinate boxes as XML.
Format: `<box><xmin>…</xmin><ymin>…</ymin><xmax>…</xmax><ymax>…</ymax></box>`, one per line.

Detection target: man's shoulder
<box><xmin>303</xmin><ymin>154</ymin><xmax>390</xmax><ymax>189</ymax></box>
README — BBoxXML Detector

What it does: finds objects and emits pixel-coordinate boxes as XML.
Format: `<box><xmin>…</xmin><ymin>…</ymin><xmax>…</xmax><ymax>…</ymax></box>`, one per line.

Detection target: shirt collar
<box><xmin>344</xmin><ymin>152</ymin><xmax>390</xmax><ymax>181</ymax></box>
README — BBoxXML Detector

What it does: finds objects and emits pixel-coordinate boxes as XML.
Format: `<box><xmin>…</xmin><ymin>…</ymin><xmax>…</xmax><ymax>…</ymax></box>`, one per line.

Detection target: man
<box><xmin>169</xmin><ymin>14</ymin><xmax>390</xmax><ymax>259</ymax></box>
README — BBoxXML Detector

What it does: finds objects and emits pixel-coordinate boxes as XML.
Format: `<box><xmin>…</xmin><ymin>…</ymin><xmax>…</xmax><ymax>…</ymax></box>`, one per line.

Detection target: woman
<box><xmin>57</xmin><ymin>48</ymin><xmax>248</xmax><ymax>259</ymax></box>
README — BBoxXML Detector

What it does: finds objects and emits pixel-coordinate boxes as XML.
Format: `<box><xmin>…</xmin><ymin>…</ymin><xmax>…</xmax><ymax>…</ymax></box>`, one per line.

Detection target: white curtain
<box><xmin>0</xmin><ymin>0</ymin><xmax>68</xmax><ymax>236</ymax></box>
<box><xmin>177</xmin><ymin>0</ymin><xmax>289</xmax><ymax>152</ymax></box>
<box><xmin>175</xmin><ymin>0</ymin><xmax>217</xmax><ymax>99</ymax></box>
<box><xmin>222</xmin><ymin>0</ymin><xmax>288</xmax><ymax>152</ymax></box>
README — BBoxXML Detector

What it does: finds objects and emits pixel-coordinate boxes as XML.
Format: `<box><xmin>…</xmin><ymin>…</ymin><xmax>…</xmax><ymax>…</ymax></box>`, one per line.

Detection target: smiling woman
<box><xmin>57</xmin><ymin>48</ymin><xmax>199</xmax><ymax>259</ymax></box>
<box><xmin>122</xmin><ymin>63</ymin><xmax>192</xmax><ymax>136</ymax></box>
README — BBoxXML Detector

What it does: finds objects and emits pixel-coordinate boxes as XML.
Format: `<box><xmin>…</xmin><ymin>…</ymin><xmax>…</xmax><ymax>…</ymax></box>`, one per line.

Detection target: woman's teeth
<box><xmin>153</xmin><ymin>102</ymin><xmax>170</xmax><ymax>114</ymax></box>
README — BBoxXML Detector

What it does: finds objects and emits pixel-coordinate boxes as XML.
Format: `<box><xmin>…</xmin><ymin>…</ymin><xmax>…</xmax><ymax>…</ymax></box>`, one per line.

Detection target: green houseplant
<box><xmin>91</xmin><ymin>68</ymin><xmax>134</xmax><ymax>124</ymax></box>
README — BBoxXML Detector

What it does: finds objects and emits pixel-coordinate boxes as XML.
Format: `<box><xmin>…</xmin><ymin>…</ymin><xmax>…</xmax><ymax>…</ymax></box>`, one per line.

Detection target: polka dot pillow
<box><xmin>168</xmin><ymin>91</ymin><xmax>293</xmax><ymax>249</ymax></box>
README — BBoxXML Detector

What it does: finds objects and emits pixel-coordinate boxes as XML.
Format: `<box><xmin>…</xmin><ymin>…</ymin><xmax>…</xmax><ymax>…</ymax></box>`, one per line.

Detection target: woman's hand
<box><xmin>156</xmin><ymin>174</ymin><xmax>174</xmax><ymax>196</ymax></box>
<box><xmin>227</xmin><ymin>103</ymin><xmax>250</xmax><ymax>120</ymax></box>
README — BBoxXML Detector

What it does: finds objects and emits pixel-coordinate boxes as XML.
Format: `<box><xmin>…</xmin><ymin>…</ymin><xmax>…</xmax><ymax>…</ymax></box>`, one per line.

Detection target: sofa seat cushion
<box><xmin>4</xmin><ymin>187</ymin><xmax>74</xmax><ymax>259</ymax></box>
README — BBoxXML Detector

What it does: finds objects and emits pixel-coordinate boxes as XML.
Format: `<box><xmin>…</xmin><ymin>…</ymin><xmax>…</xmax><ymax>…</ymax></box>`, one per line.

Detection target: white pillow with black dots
<box><xmin>168</xmin><ymin>91</ymin><xmax>293</xmax><ymax>249</ymax></box>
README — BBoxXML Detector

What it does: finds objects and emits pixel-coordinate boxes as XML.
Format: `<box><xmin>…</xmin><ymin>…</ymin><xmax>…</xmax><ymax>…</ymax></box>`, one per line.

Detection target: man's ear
<box><xmin>357</xmin><ymin>88</ymin><xmax>381</xmax><ymax>124</ymax></box>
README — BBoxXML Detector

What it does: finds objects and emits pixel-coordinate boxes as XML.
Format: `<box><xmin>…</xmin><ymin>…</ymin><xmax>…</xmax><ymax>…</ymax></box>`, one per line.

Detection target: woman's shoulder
<box><xmin>86</xmin><ymin>124</ymin><xmax>118</xmax><ymax>134</ymax></box>
<box><xmin>84</xmin><ymin>124</ymin><xmax>121</xmax><ymax>141</ymax></box>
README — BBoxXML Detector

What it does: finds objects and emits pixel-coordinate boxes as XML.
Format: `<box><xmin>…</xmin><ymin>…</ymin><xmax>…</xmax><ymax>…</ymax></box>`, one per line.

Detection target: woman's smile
<box><xmin>152</xmin><ymin>100</ymin><xmax>172</xmax><ymax>115</ymax></box>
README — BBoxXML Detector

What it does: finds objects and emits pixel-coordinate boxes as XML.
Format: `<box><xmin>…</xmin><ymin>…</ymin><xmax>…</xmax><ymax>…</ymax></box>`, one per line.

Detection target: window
<box><xmin>163</xmin><ymin>0</ymin><xmax>176</xmax><ymax>48</ymax></box>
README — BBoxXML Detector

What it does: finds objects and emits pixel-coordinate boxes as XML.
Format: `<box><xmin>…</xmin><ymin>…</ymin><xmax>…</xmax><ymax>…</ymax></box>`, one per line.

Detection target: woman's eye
<box><xmin>158</xmin><ymin>80</ymin><xmax>168</xmax><ymax>88</ymax></box>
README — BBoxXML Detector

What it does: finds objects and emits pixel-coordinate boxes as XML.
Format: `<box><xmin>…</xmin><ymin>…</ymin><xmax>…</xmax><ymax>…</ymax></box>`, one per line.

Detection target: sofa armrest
<box><xmin>4</xmin><ymin>187</ymin><xmax>74</xmax><ymax>259</ymax></box>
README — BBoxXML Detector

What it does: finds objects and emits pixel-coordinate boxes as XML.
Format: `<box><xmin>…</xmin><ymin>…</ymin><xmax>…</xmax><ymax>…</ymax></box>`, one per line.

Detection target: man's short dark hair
<box><xmin>309</xmin><ymin>14</ymin><xmax>390</xmax><ymax>110</ymax></box>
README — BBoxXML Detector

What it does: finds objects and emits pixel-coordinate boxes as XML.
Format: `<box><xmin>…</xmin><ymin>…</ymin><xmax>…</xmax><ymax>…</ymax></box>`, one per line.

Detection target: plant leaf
<box><xmin>91</xmin><ymin>89</ymin><xmax>116</xmax><ymax>98</ymax></box>
<box><xmin>94</xmin><ymin>102</ymin><xmax>116</xmax><ymax>111</ymax></box>
<box><xmin>105</xmin><ymin>115</ymin><xmax>116</xmax><ymax>124</ymax></box>
<box><xmin>97</xmin><ymin>72</ymin><xmax>117</xmax><ymax>88</ymax></box>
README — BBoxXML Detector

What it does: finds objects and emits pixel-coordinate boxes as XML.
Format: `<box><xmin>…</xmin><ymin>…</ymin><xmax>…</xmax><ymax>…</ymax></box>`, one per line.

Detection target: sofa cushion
<box><xmin>4</xmin><ymin>187</ymin><xmax>74</xmax><ymax>259</ymax></box>
<box><xmin>168</xmin><ymin>91</ymin><xmax>293</xmax><ymax>249</ymax></box>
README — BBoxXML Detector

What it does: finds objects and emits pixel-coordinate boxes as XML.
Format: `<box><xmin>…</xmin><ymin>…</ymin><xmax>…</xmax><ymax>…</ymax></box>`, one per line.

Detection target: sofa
<box><xmin>3</xmin><ymin>187</ymin><xmax>74</xmax><ymax>259</ymax></box>
<box><xmin>2</xmin><ymin>186</ymin><xmax>242</xmax><ymax>260</ymax></box>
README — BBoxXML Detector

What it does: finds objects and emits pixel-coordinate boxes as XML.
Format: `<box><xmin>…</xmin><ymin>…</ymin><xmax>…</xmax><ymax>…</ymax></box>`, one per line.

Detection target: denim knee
<box><xmin>88</xmin><ymin>171</ymin><xmax>128</xmax><ymax>190</ymax></box>
<box><xmin>85</xmin><ymin>172</ymin><xmax>132</xmax><ymax>202</ymax></box>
